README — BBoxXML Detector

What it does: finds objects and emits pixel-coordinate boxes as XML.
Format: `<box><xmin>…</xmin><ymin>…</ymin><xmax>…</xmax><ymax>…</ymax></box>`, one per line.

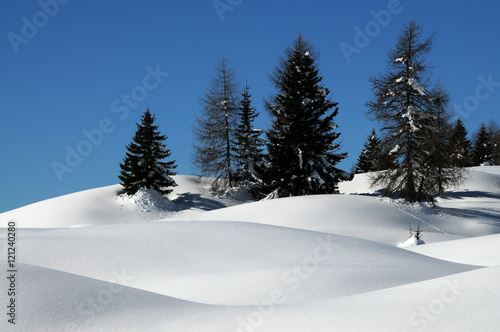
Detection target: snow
<box><xmin>397</xmin><ymin>235</ymin><xmax>426</xmax><ymax>248</ymax></box>
<box><xmin>1</xmin><ymin>168</ymin><xmax>500</xmax><ymax>331</ymax></box>
<box><xmin>402</xmin><ymin>106</ymin><xmax>420</xmax><ymax>132</ymax></box>
<box><xmin>389</xmin><ymin>144</ymin><xmax>400</xmax><ymax>155</ymax></box>
<box><xmin>394</xmin><ymin>76</ymin><xmax>426</xmax><ymax>96</ymax></box>
<box><xmin>118</xmin><ymin>187</ymin><xmax>176</xmax><ymax>213</ymax></box>
<box><xmin>328</xmin><ymin>121</ymin><xmax>338</xmax><ymax>129</ymax></box>
<box><xmin>297</xmin><ymin>147</ymin><xmax>303</xmax><ymax>169</ymax></box>
<box><xmin>408</xmin><ymin>77</ymin><xmax>426</xmax><ymax>96</ymax></box>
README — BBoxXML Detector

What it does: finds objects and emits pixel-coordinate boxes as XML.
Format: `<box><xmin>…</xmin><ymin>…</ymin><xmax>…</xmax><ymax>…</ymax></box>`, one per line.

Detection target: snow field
<box><xmin>0</xmin><ymin>167</ymin><xmax>499</xmax><ymax>331</ymax></box>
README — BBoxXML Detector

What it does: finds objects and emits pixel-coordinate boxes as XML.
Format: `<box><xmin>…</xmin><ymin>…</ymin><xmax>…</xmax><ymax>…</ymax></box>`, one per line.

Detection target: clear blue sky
<box><xmin>1</xmin><ymin>0</ymin><xmax>499</xmax><ymax>212</ymax></box>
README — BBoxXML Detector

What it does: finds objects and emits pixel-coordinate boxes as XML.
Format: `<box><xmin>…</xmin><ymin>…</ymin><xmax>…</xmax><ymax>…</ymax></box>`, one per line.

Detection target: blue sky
<box><xmin>1</xmin><ymin>0</ymin><xmax>499</xmax><ymax>212</ymax></box>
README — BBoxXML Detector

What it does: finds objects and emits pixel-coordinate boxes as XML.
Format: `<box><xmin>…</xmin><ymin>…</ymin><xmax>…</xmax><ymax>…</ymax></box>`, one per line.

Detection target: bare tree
<box><xmin>367</xmin><ymin>20</ymin><xmax>462</xmax><ymax>202</ymax></box>
<box><xmin>192</xmin><ymin>56</ymin><xmax>239</xmax><ymax>191</ymax></box>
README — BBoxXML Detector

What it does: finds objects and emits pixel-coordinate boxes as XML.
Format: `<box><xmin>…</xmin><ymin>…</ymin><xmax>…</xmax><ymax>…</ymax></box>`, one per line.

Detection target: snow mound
<box><xmin>253</xmin><ymin>265</ymin><xmax>500</xmax><ymax>332</ymax></box>
<box><xmin>118</xmin><ymin>187</ymin><xmax>176</xmax><ymax>213</ymax></box>
<box><xmin>0</xmin><ymin>176</ymin><xmax>237</xmax><ymax>228</ymax></box>
<box><xmin>181</xmin><ymin>193</ymin><xmax>498</xmax><ymax>245</ymax></box>
<box><xmin>396</xmin><ymin>235</ymin><xmax>425</xmax><ymax>248</ymax></box>
<box><xmin>0</xmin><ymin>184</ymin><xmax>125</xmax><ymax>228</ymax></box>
<box><xmin>1</xmin><ymin>168</ymin><xmax>500</xmax><ymax>330</ymax></box>
<box><xmin>4</xmin><ymin>221</ymin><xmax>476</xmax><ymax>307</ymax></box>
<box><xmin>407</xmin><ymin>233</ymin><xmax>500</xmax><ymax>267</ymax></box>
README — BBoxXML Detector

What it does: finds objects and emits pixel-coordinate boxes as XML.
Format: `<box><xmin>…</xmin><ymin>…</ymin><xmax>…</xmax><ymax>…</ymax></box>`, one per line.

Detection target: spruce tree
<box><xmin>233</xmin><ymin>83</ymin><xmax>265</xmax><ymax>190</ymax></box>
<box><xmin>119</xmin><ymin>108</ymin><xmax>177</xmax><ymax>195</ymax></box>
<box><xmin>354</xmin><ymin>129</ymin><xmax>382</xmax><ymax>174</ymax></box>
<box><xmin>472</xmin><ymin>123</ymin><xmax>494</xmax><ymax>165</ymax></box>
<box><xmin>367</xmin><ymin>20</ymin><xmax>461</xmax><ymax>202</ymax></box>
<box><xmin>192</xmin><ymin>56</ymin><xmax>239</xmax><ymax>192</ymax></box>
<box><xmin>378</xmin><ymin>145</ymin><xmax>397</xmax><ymax>172</ymax></box>
<box><xmin>488</xmin><ymin>120</ymin><xmax>500</xmax><ymax>165</ymax></box>
<box><xmin>448</xmin><ymin>118</ymin><xmax>472</xmax><ymax>167</ymax></box>
<box><xmin>420</xmin><ymin>83</ymin><xmax>463</xmax><ymax>198</ymax></box>
<box><xmin>265</xmin><ymin>34</ymin><xmax>349</xmax><ymax>197</ymax></box>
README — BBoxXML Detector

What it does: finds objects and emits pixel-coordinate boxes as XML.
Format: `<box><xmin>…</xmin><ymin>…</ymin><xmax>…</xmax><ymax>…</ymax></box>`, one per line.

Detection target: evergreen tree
<box><xmin>119</xmin><ymin>108</ymin><xmax>177</xmax><ymax>195</ymax></box>
<box><xmin>419</xmin><ymin>83</ymin><xmax>463</xmax><ymax>198</ymax></box>
<box><xmin>233</xmin><ymin>83</ymin><xmax>265</xmax><ymax>190</ymax></box>
<box><xmin>265</xmin><ymin>34</ymin><xmax>349</xmax><ymax>197</ymax></box>
<box><xmin>472</xmin><ymin>123</ymin><xmax>494</xmax><ymax>165</ymax></box>
<box><xmin>378</xmin><ymin>144</ymin><xmax>397</xmax><ymax>171</ymax></box>
<box><xmin>354</xmin><ymin>129</ymin><xmax>382</xmax><ymax>174</ymax></box>
<box><xmin>192</xmin><ymin>56</ymin><xmax>239</xmax><ymax>192</ymax></box>
<box><xmin>448</xmin><ymin>118</ymin><xmax>472</xmax><ymax>167</ymax></box>
<box><xmin>488</xmin><ymin>120</ymin><xmax>500</xmax><ymax>165</ymax></box>
<box><xmin>366</xmin><ymin>20</ymin><xmax>462</xmax><ymax>202</ymax></box>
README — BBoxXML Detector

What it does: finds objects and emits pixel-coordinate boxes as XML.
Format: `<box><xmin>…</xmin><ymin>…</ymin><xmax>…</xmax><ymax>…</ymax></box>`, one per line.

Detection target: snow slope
<box><xmin>5</xmin><ymin>222</ymin><xmax>476</xmax><ymax>306</ymax></box>
<box><xmin>0</xmin><ymin>176</ymin><xmax>243</xmax><ymax>228</ymax></box>
<box><xmin>1</xmin><ymin>167</ymin><xmax>500</xmax><ymax>331</ymax></box>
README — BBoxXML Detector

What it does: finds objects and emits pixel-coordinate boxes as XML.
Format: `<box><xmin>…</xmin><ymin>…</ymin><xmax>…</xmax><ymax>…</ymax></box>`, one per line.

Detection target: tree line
<box><xmin>192</xmin><ymin>33</ymin><xmax>350</xmax><ymax>198</ymax></box>
<box><xmin>354</xmin><ymin>119</ymin><xmax>500</xmax><ymax>174</ymax></box>
<box><xmin>117</xmin><ymin>21</ymin><xmax>498</xmax><ymax>203</ymax></box>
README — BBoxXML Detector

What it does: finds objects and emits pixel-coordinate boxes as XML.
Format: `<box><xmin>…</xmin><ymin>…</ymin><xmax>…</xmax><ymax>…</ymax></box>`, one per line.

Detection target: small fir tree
<box><xmin>488</xmin><ymin>120</ymin><xmax>500</xmax><ymax>165</ymax></box>
<box><xmin>119</xmin><ymin>108</ymin><xmax>177</xmax><ymax>195</ymax></box>
<box><xmin>448</xmin><ymin>118</ymin><xmax>473</xmax><ymax>168</ymax></box>
<box><xmin>233</xmin><ymin>83</ymin><xmax>265</xmax><ymax>190</ymax></box>
<box><xmin>472</xmin><ymin>123</ymin><xmax>494</xmax><ymax>165</ymax></box>
<box><xmin>354</xmin><ymin>129</ymin><xmax>382</xmax><ymax>174</ymax></box>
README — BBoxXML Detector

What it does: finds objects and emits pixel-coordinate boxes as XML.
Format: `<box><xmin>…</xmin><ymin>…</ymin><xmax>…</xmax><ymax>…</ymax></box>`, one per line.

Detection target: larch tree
<box><xmin>366</xmin><ymin>20</ymin><xmax>461</xmax><ymax>202</ymax></box>
<box><xmin>192</xmin><ymin>56</ymin><xmax>239</xmax><ymax>192</ymax></box>
<box><xmin>265</xmin><ymin>34</ymin><xmax>349</xmax><ymax>197</ymax></box>
<box><xmin>118</xmin><ymin>108</ymin><xmax>177</xmax><ymax>195</ymax></box>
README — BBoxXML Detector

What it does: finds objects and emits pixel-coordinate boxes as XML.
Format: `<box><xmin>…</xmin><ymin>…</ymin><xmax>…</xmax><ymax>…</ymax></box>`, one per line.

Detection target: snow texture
<box><xmin>1</xmin><ymin>167</ymin><xmax>500</xmax><ymax>331</ymax></box>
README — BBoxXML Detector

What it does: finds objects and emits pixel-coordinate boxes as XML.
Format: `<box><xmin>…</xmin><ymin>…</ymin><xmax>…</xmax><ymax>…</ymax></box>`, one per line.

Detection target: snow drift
<box><xmin>1</xmin><ymin>167</ymin><xmax>500</xmax><ymax>331</ymax></box>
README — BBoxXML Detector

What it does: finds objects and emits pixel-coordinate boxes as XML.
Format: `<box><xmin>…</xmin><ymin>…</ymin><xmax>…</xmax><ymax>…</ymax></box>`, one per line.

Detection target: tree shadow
<box><xmin>354</xmin><ymin>189</ymin><xmax>386</xmax><ymax>197</ymax></box>
<box><xmin>441</xmin><ymin>190</ymin><xmax>500</xmax><ymax>201</ymax></box>
<box><xmin>437</xmin><ymin>190</ymin><xmax>500</xmax><ymax>227</ymax></box>
<box><xmin>436</xmin><ymin>206</ymin><xmax>500</xmax><ymax>227</ymax></box>
<box><xmin>172</xmin><ymin>192</ymin><xmax>228</xmax><ymax>212</ymax></box>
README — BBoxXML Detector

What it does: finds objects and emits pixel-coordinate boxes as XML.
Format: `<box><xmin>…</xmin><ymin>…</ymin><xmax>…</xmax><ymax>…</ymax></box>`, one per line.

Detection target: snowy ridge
<box><xmin>1</xmin><ymin>167</ymin><xmax>500</xmax><ymax>331</ymax></box>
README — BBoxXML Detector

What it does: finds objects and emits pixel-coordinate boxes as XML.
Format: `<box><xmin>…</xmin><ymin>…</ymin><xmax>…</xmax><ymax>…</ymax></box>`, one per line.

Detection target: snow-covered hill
<box><xmin>1</xmin><ymin>167</ymin><xmax>500</xmax><ymax>331</ymax></box>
